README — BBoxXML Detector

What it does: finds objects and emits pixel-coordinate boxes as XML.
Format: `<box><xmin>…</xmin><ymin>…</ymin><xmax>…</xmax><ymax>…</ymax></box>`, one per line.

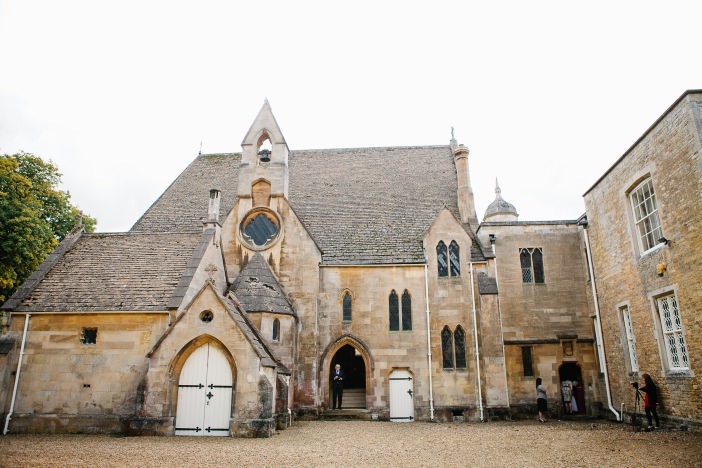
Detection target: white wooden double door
<box><xmin>175</xmin><ymin>343</ymin><xmax>233</xmax><ymax>436</ymax></box>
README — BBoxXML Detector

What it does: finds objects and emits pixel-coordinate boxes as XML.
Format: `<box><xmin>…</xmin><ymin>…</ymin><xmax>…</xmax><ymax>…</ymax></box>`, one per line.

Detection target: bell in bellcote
<box><xmin>258</xmin><ymin>149</ymin><xmax>271</xmax><ymax>162</ymax></box>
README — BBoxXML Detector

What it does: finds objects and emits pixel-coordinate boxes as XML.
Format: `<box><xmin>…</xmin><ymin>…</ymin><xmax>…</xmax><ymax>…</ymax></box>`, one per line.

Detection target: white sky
<box><xmin>1</xmin><ymin>1</ymin><xmax>700</xmax><ymax>232</ymax></box>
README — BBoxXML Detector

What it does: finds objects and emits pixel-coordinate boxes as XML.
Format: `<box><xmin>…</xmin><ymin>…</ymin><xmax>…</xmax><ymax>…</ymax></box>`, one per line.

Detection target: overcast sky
<box><xmin>1</xmin><ymin>1</ymin><xmax>700</xmax><ymax>232</ymax></box>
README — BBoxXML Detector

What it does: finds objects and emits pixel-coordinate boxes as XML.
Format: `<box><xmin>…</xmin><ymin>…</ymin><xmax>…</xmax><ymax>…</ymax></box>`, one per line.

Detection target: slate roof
<box><xmin>127</xmin><ymin>145</ymin><xmax>485</xmax><ymax>264</ymax></box>
<box><xmin>5</xmin><ymin>232</ymin><xmax>202</xmax><ymax>312</ymax></box>
<box><xmin>228</xmin><ymin>253</ymin><xmax>295</xmax><ymax>315</ymax></box>
<box><xmin>223</xmin><ymin>292</ymin><xmax>289</xmax><ymax>372</ymax></box>
<box><xmin>288</xmin><ymin>146</ymin><xmax>461</xmax><ymax>264</ymax></box>
<box><xmin>131</xmin><ymin>153</ymin><xmax>242</xmax><ymax>233</ymax></box>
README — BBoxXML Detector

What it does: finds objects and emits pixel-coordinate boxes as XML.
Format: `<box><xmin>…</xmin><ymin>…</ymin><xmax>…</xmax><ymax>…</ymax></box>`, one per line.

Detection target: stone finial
<box><xmin>483</xmin><ymin>177</ymin><xmax>519</xmax><ymax>222</ymax></box>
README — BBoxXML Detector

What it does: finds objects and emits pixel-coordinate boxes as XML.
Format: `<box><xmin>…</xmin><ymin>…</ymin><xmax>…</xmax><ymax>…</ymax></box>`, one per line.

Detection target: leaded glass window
<box><xmin>389</xmin><ymin>290</ymin><xmax>399</xmax><ymax>331</ymax></box>
<box><xmin>657</xmin><ymin>294</ymin><xmax>689</xmax><ymax>370</ymax></box>
<box><xmin>243</xmin><ymin>213</ymin><xmax>279</xmax><ymax>247</ymax></box>
<box><xmin>449</xmin><ymin>241</ymin><xmax>461</xmax><ymax>277</ymax></box>
<box><xmin>630</xmin><ymin>178</ymin><xmax>663</xmax><ymax>253</ymax></box>
<box><xmin>521</xmin><ymin>346</ymin><xmax>533</xmax><ymax>377</ymax></box>
<box><xmin>520</xmin><ymin>248</ymin><xmax>544</xmax><ymax>284</ymax></box>
<box><xmin>401</xmin><ymin>290</ymin><xmax>412</xmax><ymax>331</ymax></box>
<box><xmin>454</xmin><ymin>326</ymin><xmax>466</xmax><ymax>368</ymax></box>
<box><xmin>437</xmin><ymin>241</ymin><xmax>448</xmax><ymax>277</ymax></box>
<box><xmin>342</xmin><ymin>292</ymin><xmax>352</xmax><ymax>322</ymax></box>
<box><xmin>272</xmin><ymin>318</ymin><xmax>280</xmax><ymax>342</ymax></box>
<box><xmin>441</xmin><ymin>326</ymin><xmax>453</xmax><ymax>368</ymax></box>
<box><xmin>620</xmin><ymin>305</ymin><xmax>639</xmax><ymax>373</ymax></box>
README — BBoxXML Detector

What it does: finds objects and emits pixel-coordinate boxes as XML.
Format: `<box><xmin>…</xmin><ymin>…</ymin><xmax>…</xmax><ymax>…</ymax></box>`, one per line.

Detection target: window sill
<box><xmin>664</xmin><ymin>370</ymin><xmax>694</xmax><ymax>379</ymax></box>
<box><xmin>638</xmin><ymin>243</ymin><xmax>665</xmax><ymax>259</ymax></box>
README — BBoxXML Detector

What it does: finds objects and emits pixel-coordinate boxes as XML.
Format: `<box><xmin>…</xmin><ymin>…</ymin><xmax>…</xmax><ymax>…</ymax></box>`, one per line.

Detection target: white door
<box><xmin>175</xmin><ymin>343</ymin><xmax>233</xmax><ymax>436</ymax></box>
<box><xmin>389</xmin><ymin>369</ymin><xmax>414</xmax><ymax>422</ymax></box>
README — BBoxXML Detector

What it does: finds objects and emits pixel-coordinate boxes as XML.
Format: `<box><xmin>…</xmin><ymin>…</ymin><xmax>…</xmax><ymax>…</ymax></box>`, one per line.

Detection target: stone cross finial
<box><xmin>205</xmin><ymin>263</ymin><xmax>218</xmax><ymax>285</ymax></box>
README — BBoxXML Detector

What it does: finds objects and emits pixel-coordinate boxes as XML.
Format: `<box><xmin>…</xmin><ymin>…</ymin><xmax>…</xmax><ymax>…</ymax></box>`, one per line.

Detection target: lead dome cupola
<box><xmin>483</xmin><ymin>179</ymin><xmax>518</xmax><ymax>221</ymax></box>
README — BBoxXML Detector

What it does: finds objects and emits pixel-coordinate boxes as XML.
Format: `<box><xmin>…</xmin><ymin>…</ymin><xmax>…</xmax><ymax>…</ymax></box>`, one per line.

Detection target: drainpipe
<box><xmin>423</xmin><ymin>261</ymin><xmax>435</xmax><ymax>421</ymax></box>
<box><xmin>582</xmin><ymin>224</ymin><xmax>621</xmax><ymax>421</ymax></box>
<box><xmin>3</xmin><ymin>313</ymin><xmax>30</xmax><ymax>435</ymax></box>
<box><xmin>421</xmin><ymin>242</ymin><xmax>435</xmax><ymax>421</ymax></box>
<box><xmin>469</xmin><ymin>263</ymin><xmax>484</xmax><ymax>422</ymax></box>
<box><xmin>489</xmin><ymin>237</ymin><xmax>511</xmax><ymax>411</ymax></box>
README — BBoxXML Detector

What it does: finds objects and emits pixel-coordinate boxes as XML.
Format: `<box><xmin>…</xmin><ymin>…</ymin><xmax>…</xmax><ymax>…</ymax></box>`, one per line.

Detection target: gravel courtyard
<box><xmin>1</xmin><ymin>420</ymin><xmax>700</xmax><ymax>467</ymax></box>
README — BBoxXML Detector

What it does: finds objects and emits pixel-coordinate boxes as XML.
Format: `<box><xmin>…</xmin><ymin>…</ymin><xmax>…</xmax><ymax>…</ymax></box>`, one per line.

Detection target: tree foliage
<box><xmin>0</xmin><ymin>152</ymin><xmax>96</xmax><ymax>303</ymax></box>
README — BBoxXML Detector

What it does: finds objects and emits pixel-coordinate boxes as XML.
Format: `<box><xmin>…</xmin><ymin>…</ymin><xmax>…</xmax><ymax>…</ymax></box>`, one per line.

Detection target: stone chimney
<box><xmin>453</xmin><ymin>144</ymin><xmax>479</xmax><ymax>229</ymax></box>
<box><xmin>208</xmin><ymin>188</ymin><xmax>221</xmax><ymax>223</ymax></box>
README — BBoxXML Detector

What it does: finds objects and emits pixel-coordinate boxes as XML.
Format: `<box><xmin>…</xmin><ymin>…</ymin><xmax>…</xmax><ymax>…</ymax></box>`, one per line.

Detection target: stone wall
<box><xmin>477</xmin><ymin>222</ymin><xmax>601</xmax><ymax>415</ymax></box>
<box><xmin>2</xmin><ymin>312</ymin><xmax>166</xmax><ymax>433</ymax></box>
<box><xmin>584</xmin><ymin>91</ymin><xmax>702</xmax><ymax>426</ymax></box>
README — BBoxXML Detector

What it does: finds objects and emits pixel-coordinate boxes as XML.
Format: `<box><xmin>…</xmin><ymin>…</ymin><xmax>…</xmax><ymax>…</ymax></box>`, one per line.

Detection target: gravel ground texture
<box><xmin>1</xmin><ymin>420</ymin><xmax>701</xmax><ymax>468</ymax></box>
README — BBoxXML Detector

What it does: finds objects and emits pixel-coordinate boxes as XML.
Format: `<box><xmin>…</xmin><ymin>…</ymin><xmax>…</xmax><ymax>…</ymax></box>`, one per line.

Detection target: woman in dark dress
<box><xmin>640</xmin><ymin>373</ymin><xmax>660</xmax><ymax>429</ymax></box>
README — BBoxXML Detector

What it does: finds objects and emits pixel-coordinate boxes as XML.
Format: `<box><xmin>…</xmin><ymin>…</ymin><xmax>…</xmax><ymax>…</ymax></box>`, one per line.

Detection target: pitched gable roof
<box><xmin>146</xmin><ymin>283</ymin><xmax>289</xmax><ymax>373</ymax></box>
<box><xmin>228</xmin><ymin>252</ymin><xmax>294</xmax><ymax>315</ymax></box>
<box><xmin>129</xmin><ymin>145</ymin><xmax>472</xmax><ymax>265</ymax></box>
<box><xmin>5</xmin><ymin>232</ymin><xmax>202</xmax><ymax>312</ymax></box>
<box><xmin>288</xmin><ymin>146</ymin><xmax>459</xmax><ymax>264</ymax></box>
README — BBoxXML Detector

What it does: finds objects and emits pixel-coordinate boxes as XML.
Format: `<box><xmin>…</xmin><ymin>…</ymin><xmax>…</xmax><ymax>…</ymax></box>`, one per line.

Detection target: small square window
<box><xmin>81</xmin><ymin>328</ymin><xmax>97</xmax><ymax>345</ymax></box>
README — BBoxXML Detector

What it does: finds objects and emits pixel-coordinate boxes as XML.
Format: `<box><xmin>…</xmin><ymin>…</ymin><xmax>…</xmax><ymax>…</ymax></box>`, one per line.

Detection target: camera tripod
<box><xmin>630</xmin><ymin>386</ymin><xmax>644</xmax><ymax>431</ymax></box>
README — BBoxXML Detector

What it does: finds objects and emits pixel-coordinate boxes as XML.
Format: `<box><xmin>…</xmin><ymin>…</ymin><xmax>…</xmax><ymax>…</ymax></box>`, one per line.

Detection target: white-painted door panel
<box><xmin>389</xmin><ymin>369</ymin><xmax>414</xmax><ymax>422</ymax></box>
<box><xmin>175</xmin><ymin>344</ymin><xmax>232</xmax><ymax>436</ymax></box>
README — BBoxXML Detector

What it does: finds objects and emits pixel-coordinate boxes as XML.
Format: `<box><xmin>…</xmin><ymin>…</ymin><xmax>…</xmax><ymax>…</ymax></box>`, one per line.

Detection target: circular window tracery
<box><xmin>239</xmin><ymin>208</ymin><xmax>283</xmax><ymax>250</ymax></box>
<box><xmin>200</xmin><ymin>310</ymin><xmax>214</xmax><ymax>323</ymax></box>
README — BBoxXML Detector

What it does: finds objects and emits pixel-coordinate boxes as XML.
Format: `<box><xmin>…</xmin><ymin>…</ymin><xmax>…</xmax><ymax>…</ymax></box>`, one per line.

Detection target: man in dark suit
<box><xmin>331</xmin><ymin>364</ymin><xmax>344</xmax><ymax>409</ymax></box>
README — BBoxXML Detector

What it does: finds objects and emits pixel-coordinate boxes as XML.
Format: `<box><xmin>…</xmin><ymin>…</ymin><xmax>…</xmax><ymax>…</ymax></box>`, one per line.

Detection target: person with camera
<box><xmin>637</xmin><ymin>373</ymin><xmax>660</xmax><ymax>430</ymax></box>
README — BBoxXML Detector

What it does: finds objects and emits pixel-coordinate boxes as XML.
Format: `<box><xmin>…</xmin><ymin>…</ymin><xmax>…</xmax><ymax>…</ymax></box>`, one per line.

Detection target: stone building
<box><xmin>583</xmin><ymin>90</ymin><xmax>702</xmax><ymax>429</ymax></box>
<box><xmin>0</xmin><ymin>99</ymin><xmax>618</xmax><ymax>436</ymax></box>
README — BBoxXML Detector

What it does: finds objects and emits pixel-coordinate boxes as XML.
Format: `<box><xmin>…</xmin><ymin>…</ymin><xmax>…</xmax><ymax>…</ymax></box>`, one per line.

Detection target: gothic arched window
<box><xmin>342</xmin><ymin>291</ymin><xmax>352</xmax><ymax>322</ymax></box>
<box><xmin>389</xmin><ymin>290</ymin><xmax>399</xmax><ymax>331</ymax></box>
<box><xmin>449</xmin><ymin>240</ymin><xmax>461</xmax><ymax>277</ymax></box>
<box><xmin>437</xmin><ymin>241</ymin><xmax>448</xmax><ymax>277</ymax></box>
<box><xmin>401</xmin><ymin>290</ymin><xmax>412</xmax><ymax>331</ymax></box>
<box><xmin>454</xmin><ymin>325</ymin><xmax>467</xmax><ymax>368</ymax></box>
<box><xmin>441</xmin><ymin>326</ymin><xmax>454</xmax><ymax>369</ymax></box>
<box><xmin>520</xmin><ymin>247</ymin><xmax>545</xmax><ymax>284</ymax></box>
<box><xmin>272</xmin><ymin>318</ymin><xmax>280</xmax><ymax>342</ymax></box>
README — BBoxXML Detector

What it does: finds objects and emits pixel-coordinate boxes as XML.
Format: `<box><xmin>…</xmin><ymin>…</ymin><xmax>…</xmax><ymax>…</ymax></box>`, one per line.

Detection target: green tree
<box><xmin>0</xmin><ymin>152</ymin><xmax>96</xmax><ymax>303</ymax></box>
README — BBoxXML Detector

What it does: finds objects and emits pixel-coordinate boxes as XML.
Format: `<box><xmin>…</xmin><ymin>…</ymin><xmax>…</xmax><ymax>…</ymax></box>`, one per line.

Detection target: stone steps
<box><xmin>338</xmin><ymin>388</ymin><xmax>365</xmax><ymax>409</ymax></box>
<box><xmin>321</xmin><ymin>409</ymin><xmax>373</xmax><ymax>421</ymax></box>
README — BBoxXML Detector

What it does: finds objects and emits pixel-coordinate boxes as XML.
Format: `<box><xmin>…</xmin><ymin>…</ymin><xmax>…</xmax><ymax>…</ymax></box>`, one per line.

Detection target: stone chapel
<box><xmin>1</xmin><ymin>99</ymin><xmax>639</xmax><ymax>436</ymax></box>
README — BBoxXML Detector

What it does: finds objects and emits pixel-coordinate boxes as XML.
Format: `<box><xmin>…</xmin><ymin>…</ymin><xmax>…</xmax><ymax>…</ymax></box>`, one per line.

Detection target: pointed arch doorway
<box><xmin>175</xmin><ymin>343</ymin><xmax>233</xmax><ymax>436</ymax></box>
<box><xmin>329</xmin><ymin>344</ymin><xmax>367</xmax><ymax>409</ymax></box>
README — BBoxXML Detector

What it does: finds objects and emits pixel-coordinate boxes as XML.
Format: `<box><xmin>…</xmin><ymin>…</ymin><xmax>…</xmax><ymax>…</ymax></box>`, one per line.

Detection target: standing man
<box><xmin>331</xmin><ymin>364</ymin><xmax>345</xmax><ymax>410</ymax></box>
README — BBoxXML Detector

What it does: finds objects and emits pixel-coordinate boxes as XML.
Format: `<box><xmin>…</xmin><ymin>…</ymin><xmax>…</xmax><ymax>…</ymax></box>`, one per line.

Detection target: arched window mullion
<box><xmin>449</xmin><ymin>241</ymin><xmax>461</xmax><ymax>277</ymax></box>
<box><xmin>441</xmin><ymin>326</ymin><xmax>454</xmax><ymax>369</ymax></box>
<box><xmin>437</xmin><ymin>241</ymin><xmax>448</xmax><ymax>277</ymax></box>
<box><xmin>454</xmin><ymin>325</ymin><xmax>467</xmax><ymax>368</ymax></box>
<box><xmin>389</xmin><ymin>290</ymin><xmax>399</xmax><ymax>331</ymax></box>
<box><xmin>401</xmin><ymin>290</ymin><xmax>412</xmax><ymax>331</ymax></box>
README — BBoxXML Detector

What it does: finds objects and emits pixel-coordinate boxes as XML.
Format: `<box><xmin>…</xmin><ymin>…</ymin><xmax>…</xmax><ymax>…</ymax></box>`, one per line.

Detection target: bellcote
<box><xmin>238</xmin><ymin>100</ymin><xmax>290</xmax><ymax>199</ymax></box>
